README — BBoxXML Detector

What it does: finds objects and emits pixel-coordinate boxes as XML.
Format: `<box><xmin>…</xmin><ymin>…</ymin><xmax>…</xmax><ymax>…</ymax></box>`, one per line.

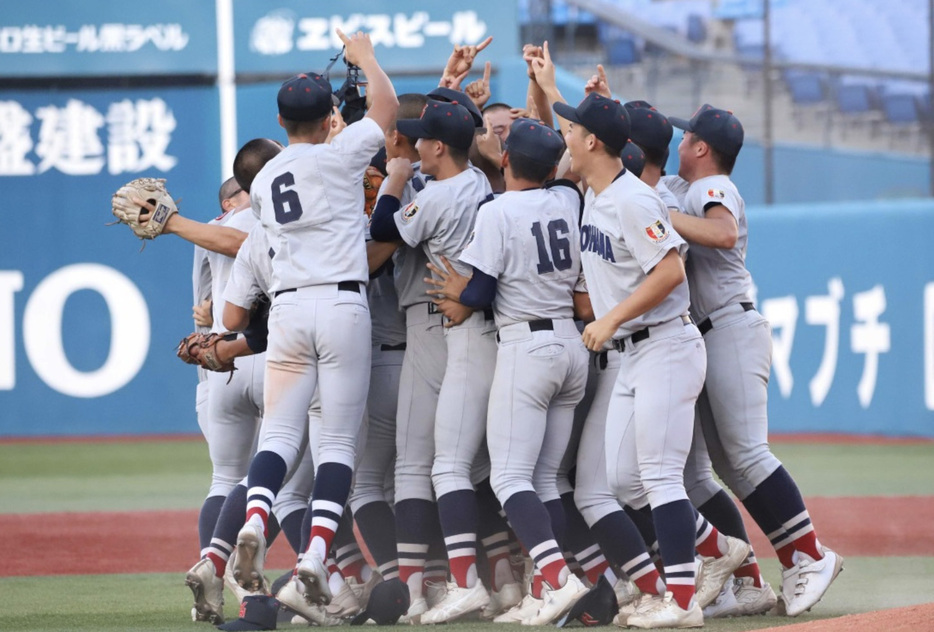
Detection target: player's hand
<box><xmin>386</xmin><ymin>157</ymin><xmax>414</xmax><ymax>182</ymax></box>
<box><xmin>193</xmin><ymin>299</ymin><xmax>213</xmax><ymax>328</ymax></box>
<box><xmin>441</xmin><ymin>36</ymin><xmax>493</xmax><ymax>88</ymax></box>
<box><xmin>425</xmin><ymin>256</ymin><xmax>470</xmax><ymax>302</ymax></box>
<box><xmin>522</xmin><ymin>44</ymin><xmax>544</xmax><ymax>80</ymax></box>
<box><xmin>326</xmin><ymin>106</ymin><xmax>346</xmax><ymax>143</ymax></box>
<box><xmin>476</xmin><ymin>119</ymin><xmax>503</xmax><ymax>164</ymax></box>
<box><xmin>508</xmin><ymin>107</ymin><xmax>530</xmax><ymax>120</ymax></box>
<box><xmin>581</xmin><ymin>315</ymin><xmax>617</xmax><ymax>352</ymax></box>
<box><xmin>434</xmin><ymin>298</ymin><xmax>473</xmax><ymax>328</ymax></box>
<box><xmin>336</xmin><ymin>29</ymin><xmax>375</xmax><ymax>67</ymax></box>
<box><xmin>530</xmin><ymin>41</ymin><xmax>557</xmax><ymax>95</ymax></box>
<box><xmin>464</xmin><ymin>61</ymin><xmax>492</xmax><ymax>110</ymax></box>
<box><xmin>584</xmin><ymin>64</ymin><xmax>612</xmax><ymax>99</ymax></box>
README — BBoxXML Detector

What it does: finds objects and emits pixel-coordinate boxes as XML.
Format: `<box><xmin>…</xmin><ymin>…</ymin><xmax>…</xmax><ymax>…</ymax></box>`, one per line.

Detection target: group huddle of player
<box><xmin>174</xmin><ymin>30</ymin><xmax>844</xmax><ymax>631</ymax></box>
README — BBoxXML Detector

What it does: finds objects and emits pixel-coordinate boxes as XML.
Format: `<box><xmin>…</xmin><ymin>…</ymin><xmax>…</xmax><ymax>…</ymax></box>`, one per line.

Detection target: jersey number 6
<box><xmin>531</xmin><ymin>219</ymin><xmax>572</xmax><ymax>274</ymax></box>
<box><xmin>272</xmin><ymin>172</ymin><xmax>304</xmax><ymax>224</ymax></box>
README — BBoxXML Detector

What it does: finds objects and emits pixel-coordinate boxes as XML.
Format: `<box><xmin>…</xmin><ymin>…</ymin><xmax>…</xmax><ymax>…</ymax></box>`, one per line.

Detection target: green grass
<box><xmin>2</xmin><ymin>557</ymin><xmax>933</xmax><ymax>632</ymax></box>
<box><xmin>2</xmin><ymin>439</ymin><xmax>933</xmax><ymax>514</ymax></box>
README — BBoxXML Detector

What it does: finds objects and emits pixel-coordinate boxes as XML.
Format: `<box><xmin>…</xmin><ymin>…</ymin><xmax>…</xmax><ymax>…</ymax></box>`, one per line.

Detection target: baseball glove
<box><xmin>363</xmin><ymin>166</ymin><xmax>384</xmax><ymax>218</ymax></box>
<box><xmin>176</xmin><ymin>332</ymin><xmax>238</xmax><ymax>382</ymax></box>
<box><xmin>111</xmin><ymin>177</ymin><xmax>178</xmax><ymax>240</ymax></box>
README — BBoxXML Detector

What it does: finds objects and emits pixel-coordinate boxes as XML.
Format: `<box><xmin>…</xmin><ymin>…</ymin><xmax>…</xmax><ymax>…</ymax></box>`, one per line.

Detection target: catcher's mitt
<box><xmin>176</xmin><ymin>332</ymin><xmax>238</xmax><ymax>382</ymax></box>
<box><xmin>363</xmin><ymin>165</ymin><xmax>384</xmax><ymax>218</ymax></box>
<box><xmin>111</xmin><ymin>177</ymin><xmax>178</xmax><ymax>240</ymax></box>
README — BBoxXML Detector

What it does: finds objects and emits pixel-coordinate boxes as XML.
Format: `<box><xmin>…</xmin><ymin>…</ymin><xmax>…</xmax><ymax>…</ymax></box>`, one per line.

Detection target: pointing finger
<box><xmin>482</xmin><ymin>60</ymin><xmax>492</xmax><ymax>85</ymax></box>
<box><xmin>476</xmin><ymin>36</ymin><xmax>493</xmax><ymax>52</ymax></box>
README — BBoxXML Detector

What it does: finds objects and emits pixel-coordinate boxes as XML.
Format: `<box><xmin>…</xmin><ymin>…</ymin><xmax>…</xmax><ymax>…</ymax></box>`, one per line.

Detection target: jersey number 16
<box><xmin>531</xmin><ymin>219</ymin><xmax>572</xmax><ymax>274</ymax></box>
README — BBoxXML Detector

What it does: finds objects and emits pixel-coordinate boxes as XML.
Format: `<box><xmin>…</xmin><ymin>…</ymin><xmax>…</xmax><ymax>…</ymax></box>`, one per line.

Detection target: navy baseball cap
<box><xmin>505</xmin><ymin>118</ymin><xmax>566</xmax><ymax>166</ymax></box>
<box><xmin>669</xmin><ymin>104</ymin><xmax>744</xmax><ymax>158</ymax></box>
<box><xmin>554</xmin><ymin>93</ymin><xmax>630</xmax><ymax>154</ymax></box>
<box><xmin>624</xmin><ymin>102</ymin><xmax>673</xmax><ymax>154</ymax></box>
<box><xmin>397</xmin><ymin>99</ymin><xmax>476</xmax><ymax>151</ymax></box>
<box><xmin>557</xmin><ymin>576</ymin><xmax>619</xmax><ymax>628</ymax></box>
<box><xmin>350</xmin><ymin>578</ymin><xmax>411</xmax><ymax>626</ymax></box>
<box><xmin>278</xmin><ymin>72</ymin><xmax>337</xmax><ymax>122</ymax></box>
<box><xmin>218</xmin><ymin>595</ymin><xmax>279</xmax><ymax>631</ymax></box>
<box><xmin>621</xmin><ymin>141</ymin><xmax>646</xmax><ymax>178</ymax></box>
<box><xmin>427</xmin><ymin>87</ymin><xmax>485</xmax><ymax>127</ymax></box>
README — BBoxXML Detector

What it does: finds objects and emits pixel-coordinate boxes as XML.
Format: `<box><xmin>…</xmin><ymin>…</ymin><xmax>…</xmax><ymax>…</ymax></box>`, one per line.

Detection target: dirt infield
<box><xmin>4</xmin><ymin>495</ymin><xmax>932</xmax><ymax>577</ymax></box>
<box><xmin>757</xmin><ymin>603</ymin><xmax>934</xmax><ymax>632</ymax></box>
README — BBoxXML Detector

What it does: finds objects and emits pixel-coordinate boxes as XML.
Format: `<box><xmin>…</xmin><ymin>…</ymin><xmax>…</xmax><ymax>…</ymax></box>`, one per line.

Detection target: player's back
<box><xmin>461</xmin><ymin>184</ymin><xmax>582</xmax><ymax>328</ymax></box>
<box><xmin>251</xmin><ymin>118</ymin><xmax>384</xmax><ymax>293</ymax></box>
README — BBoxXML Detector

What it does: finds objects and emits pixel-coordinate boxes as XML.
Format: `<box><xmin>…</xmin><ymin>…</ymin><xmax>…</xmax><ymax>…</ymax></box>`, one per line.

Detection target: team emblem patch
<box><xmin>707</xmin><ymin>188</ymin><xmax>726</xmax><ymax>200</ymax></box>
<box><xmin>401</xmin><ymin>203</ymin><xmax>419</xmax><ymax>222</ymax></box>
<box><xmin>644</xmin><ymin>220</ymin><xmax>669</xmax><ymax>243</ymax></box>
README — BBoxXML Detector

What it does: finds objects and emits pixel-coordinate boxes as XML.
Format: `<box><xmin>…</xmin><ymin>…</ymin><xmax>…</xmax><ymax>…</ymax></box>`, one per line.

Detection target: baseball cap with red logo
<box><xmin>217</xmin><ymin>595</ymin><xmax>279</xmax><ymax>631</ymax></box>
<box><xmin>504</xmin><ymin>118</ymin><xmax>566</xmax><ymax>166</ymax></box>
<box><xmin>669</xmin><ymin>103</ymin><xmax>745</xmax><ymax>158</ymax></box>
<box><xmin>556</xmin><ymin>575</ymin><xmax>619</xmax><ymax>628</ymax></box>
<box><xmin>278</xmin><ymin>72</ymin><xmax>338</xmax><ymax>121</ymax></box>
<box><xmin>396</xmin><ymin>99</ymin><xmax>476</xmax><ymax>151</ymax></box>
<box><xmin>553</xmin><ymin>93</ymin><xmax>630</xmax><ymax>154</ymax></box>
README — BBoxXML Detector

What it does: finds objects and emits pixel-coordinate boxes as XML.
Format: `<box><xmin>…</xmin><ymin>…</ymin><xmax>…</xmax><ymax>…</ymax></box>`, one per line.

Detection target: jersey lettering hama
<box><xmin>681</xmin><ymin>174</ymin><xmax>753</xmax><ymax>321</ymax></box>
<box><xmin>580</xmin><ymin>170</ymin><xmax>690</xmax><ymax>339</ymax></box>
<box><xmin>459</xmin><ymin>182</ymin><xmax>583</xmax><ymax>328</ymax></box>
<box><xmin>377</xmin><ymin>163</ymin><xmax>432</xmax><ymax>310</ymax></box>
<box><xmin>394</xmin><ymin>165</ymin><xmax>492</xmax><ymax>279</ymax></box>
<box><xmin>207</xmin><ymin>207</ymin><xmax>258</xmax><ymax>333</ymax></box>
<box><xmin>225</xmin><ymin>223</ymin><xmax>273</xmax><ymax>310</ymax></box>
<box><xmin>251</xmin><ymin>117</ymin><xmax>384</xmax><ymax>293</ymax></box>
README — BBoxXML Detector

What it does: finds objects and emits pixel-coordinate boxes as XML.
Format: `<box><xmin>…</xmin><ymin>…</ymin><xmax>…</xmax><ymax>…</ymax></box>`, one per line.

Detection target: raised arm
<box><xmin>337</xmin><ymin>29</ymin><xmax>398</xmax><ymax>133</ymax></box>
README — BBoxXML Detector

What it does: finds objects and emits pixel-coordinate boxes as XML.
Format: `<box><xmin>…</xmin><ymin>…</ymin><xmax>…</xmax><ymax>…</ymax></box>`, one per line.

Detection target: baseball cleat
<box><xmin>613</xmin><ymin>577</ymin><xmax>640</xmax><ymax>610</ymax></box>
<box><xmin>701</xmin><ymin>577</ymin><xmax>741</xmax><ymax>618</ymax></box>
<box><xmin>296</xmin><ymin>551</ymin><xmax>333</xmax><ymax>606</ymax></box>
<box><xmin>494</xmin><ymin>592</ymin><xmax>544</xmax><ymax>623</ymax></box>
<box><xmin>420</xmin><ymin>580</ymin><xmax>490</xmax><ymax>624</ymax></box>
<box><xmin>625</xmin><ymin>592</ymin><xmax>703</xmax><ymax>629</ymax></box>
<box><xmin>233</xmin><ymin>523</ymin><xmax>267</xmax><ymax>592</ymax></box>
<box><xmin>424</xmin><ymin>579</ymin><xmax>448</xmax><ymax>609</ymax></box>
<box><xmin>781</xmin><ymin>547</ymin><xmax>844</xmax><ymax>617</ymax></box>
<box><xmin>522</xmin><ymin>573</ymin><xmax>589</xmax><ymax>625</ymax></box>
<box><xmin>481</xmin><ymin>581</ymin><xmax>523</xmax><ymax>619</ymax></box>
<box><xmin>277</xmin><ymin>575</ymin><xmax>342</xmax><ymax>626</ymax></box>
<box><xmin>326</xmin><ymin>580</ymin><xmax>363</xmax><ymax>618</ymax></box>
<box><xmin>185</xmin><ymin>557</ymin><xmax>225</xmax><ymax>624</ymax></box>
<box><xmin>399</xmin><ymin>596</ymin><xmax>429</xmax><ymax>624</ymax></box>
<box><xmin>695</xmin><ymin>536</ymin><xmax>750</xmax><ymax>608</ymax></box>
<box><xmin>348</xmin><ymin>571</ymin><xmax>382</xmax><ymax>609</ymax></box>
<box><xmin>733</xmin><ymin>577</ymin><xmax>777</xmax><ymax>615</ymax></box>
<box><xmin>223</xmin><ymin>550</ymin><xmax>268</xmax><ymax>605</ymax></box>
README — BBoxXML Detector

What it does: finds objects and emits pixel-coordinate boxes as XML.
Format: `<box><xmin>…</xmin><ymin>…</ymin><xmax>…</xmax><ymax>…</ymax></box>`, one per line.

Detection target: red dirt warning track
<box><xmin>3</xmin><ymin>496</ymin><xmax>932</xmax><ymax>577</ymax></box>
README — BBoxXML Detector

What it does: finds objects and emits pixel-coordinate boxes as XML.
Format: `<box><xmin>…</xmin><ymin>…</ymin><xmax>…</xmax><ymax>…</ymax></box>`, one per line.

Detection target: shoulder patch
<box><xmin>644</xmin><ymin>220</ymin><xmax>670</xmax><ymax>243</ymax></box>
<box><xmin>401</xmin><ymin>203</ymin><xmax>419</xmax><ymax>222</ymax></box>
<box><xmin>706</xmin><ymin>188</ymin><xmax>726</xmax><ymax>200</ymax></box>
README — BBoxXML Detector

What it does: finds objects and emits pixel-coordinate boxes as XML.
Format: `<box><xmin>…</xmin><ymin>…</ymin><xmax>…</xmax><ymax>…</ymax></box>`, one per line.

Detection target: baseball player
<box><xmin>668</xmin><ymin>104</ymin><xmax>843</xmax><ymax>617</ymax></box>
<box><xmin>369</xmin><ymin>98</ymin><xmax>496</xmax><ymax>623</ymax></box>
<box><xmin>425</xmin><ymin>117</ymin><xmax>593</xmax><ymax>624</ymax></box>
<box><xmin>231</xmin><ymin>29</ymin><xmax>397</xmax><ymax>607</ymax></box>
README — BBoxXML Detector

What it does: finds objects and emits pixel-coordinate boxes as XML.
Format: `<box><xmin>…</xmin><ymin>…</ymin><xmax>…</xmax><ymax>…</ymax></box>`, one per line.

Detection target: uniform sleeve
<box><xmin>701</xmin><ymin>182</ymin><xmax>743</xmax><ymax>223</ymax></box>
<box><xmin>192</xmin><ymin>245</ymin><xmax>212</xmax><ymax>306</ymax></box>
<box><xmin>224</xmin><ymin>232</ymin><xmax>262</xmax><ymax>310</ymax></box>
<box><xmin>330</xmin><ymin>117</ymin><xmax>386</xmax><ymax>180</ymax></box>
<box><xmin>619</xmin><ymin>191</ymin><xmax>686</xmax><ymax>275</ymax></box>
<box><xmin>458</xmin><ymin>204</ymin><xmax>505</xmax><ymax>279</ymax></box>
<box><xmin>394</xmin><ymin>185</ymin><xmax>444</xmax><ymax>249</ymax></box>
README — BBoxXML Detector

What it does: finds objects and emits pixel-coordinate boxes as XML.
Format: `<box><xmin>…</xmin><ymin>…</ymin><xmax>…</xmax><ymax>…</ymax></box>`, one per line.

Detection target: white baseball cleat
<box><xmin>277</xmin><ymin>575</ymin><xmax>342</xmax><ymax>626</ymax></box>
<box><xmin>326</xmin><ymin>580</ymin><xmax>363</xmax><ymax>618</ymax></box>
<box><xmin>223</xmin><ymin>550</ymin><xmax>268</xmax><ymax>605</ymax></box>
<box><xmin>398</xmin><ymin>596</ymin><xmax>428</xmax><ymax>624</ymax></box>
<box><xmin>613</xmin><ymin>578</ymin><xmax>640</xmax><ymax>610</ymax></box>
<box><xmin>493</xmin><ymin>593</ymin><xmax>544</xmax><ymax>623</ymax></box>
<box><xmin>233</xmin><ymin>523</ymin><xmax>267</xmax><ymax>592</ymax></box>
<box><xmin>701</xmin><ymin>577</ymin><xmax>742</xmax><ymax>618</ymax></box>
<box><xmin>695</xmin><ymin>536</ymin><xmax>751</xmax><ymax>608</ymax></box>
<box><xmin>781</xmin><ymin>547</ymin><xmax>844</xmax><ymax>617</ymax></box>
<box><xmin>420</xmin><ymin>580</ymin><xmax>490</xmax><ymax>624</ymax></box>
<box><xmin>615</xmin><ymin>593</ymin><xmax>663</xmax><ymax>628</ymax></box>
<box><xmin>522</xmin><ymin>573</ymin><xmax>589</xmax><ymax>625</ymax></box>
<box><xmin>733</xmin><ymin>577</ymin><xmax>777</xmax><ymax>615</ymax></box>
<box><xmin>185</xmin><ymin>558</ymin><xmax>225</xmax><ymax>624</ymax></box>
<box><xmin>625</xmin><ymin>592</ymin><xmax>703</xmax><ymax>629</ymax></box>
<box><xmin>348</xmin><ymin>571</ymin><xmax>382</xmax><ymax>609</ymax></box>
<box><xmin>424</xmin><ymin>579</ymin><xmax>449</xmax><ymax>609</ymax></box>
<box><xmin>481</xmin><ymin>581</ymin><xmax>524</xmax><ymax>619</ymax></box>
<box><xmin>296</xmin><ymin>551</ymin><xmax>333</xmax><ymax>606</ymax></box>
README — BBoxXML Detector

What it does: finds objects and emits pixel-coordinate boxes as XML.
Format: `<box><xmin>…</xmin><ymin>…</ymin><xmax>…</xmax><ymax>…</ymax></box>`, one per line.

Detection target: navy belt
<box><xmin>428</xmin><ymin>302</ymin><xmax>492</xmax><ymax>321</ymax></box>
<box><xmin>496</xmin><ymin>319</ymin><xmax>553</xmax><ymax>343</ymax></box>
<box><xmin>613</xmin><ymin>314</ymin><xmax>693</xmax><ymax>352</ymax></box>
<box><xmin>380</xmin><ymin>342</ymin><xmax>407</xmax><ymax>352</ymax></box>
<box><xmin>697</xmin><ymin>302</ymin><xmax>755</xmax><ymax>336</ymax></box>
<box><xmin>274</xmin><ymin>281</ymin><xmax>360</xmax><ymax>298</ymax></box>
